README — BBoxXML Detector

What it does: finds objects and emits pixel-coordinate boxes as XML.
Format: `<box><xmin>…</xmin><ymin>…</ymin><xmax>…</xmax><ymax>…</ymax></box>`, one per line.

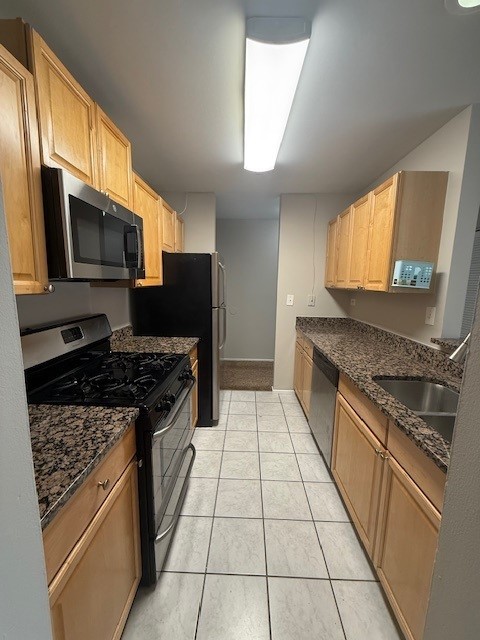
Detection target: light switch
<box><xmin>425</xmin><ymin>306</ymin><xmax>436</xmax><ymax>326</ymax></box>
<box><xmin>286</xmin><ymin>294</ymin><xmax>294</xmax><ymax>306</ymax></box>
<box><xmin>307</xmin><ymin>295</ymin><xmax>316</xmax><ymax>307</ymax></box>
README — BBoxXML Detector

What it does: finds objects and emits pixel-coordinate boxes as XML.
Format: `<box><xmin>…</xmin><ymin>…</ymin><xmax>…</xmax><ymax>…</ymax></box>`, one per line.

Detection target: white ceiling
<box><xmin>3</xmin><ymin>0</ymin><xmax>480</xmax><ymax>218</ymax></box>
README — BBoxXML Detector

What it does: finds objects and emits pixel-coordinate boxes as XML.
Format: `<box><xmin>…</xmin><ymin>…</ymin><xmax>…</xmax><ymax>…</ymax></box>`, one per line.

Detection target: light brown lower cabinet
<box><xmin>375</xmin><ymin>456</ymin><xmax>441</xmax><ymax>640</ymax></box>
<box><xmin>332</xmin><ymin>390</ymin><xmax>443</xmax><ymax>640</ymax></box>
<box><xmin>47</xmin><ymin>459</ymin><xmax>141</xmax><ymax>640</ymax></box>
<box><xmin>332</xmin><ymin>393</ymin><xmax>384</xmax><ymax>555</ymax></box>
<box><xmin>293</xmin><ymin>336</ymin><xmax>312</xmax><ymax>418</ymax></box>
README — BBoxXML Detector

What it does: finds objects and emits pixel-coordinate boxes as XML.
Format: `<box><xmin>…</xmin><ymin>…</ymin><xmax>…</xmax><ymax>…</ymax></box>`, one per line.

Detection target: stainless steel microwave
<box><xmin>41</xmin><ymin>167</ymin><xmax>145</xmax><ymax>281</ymax></box>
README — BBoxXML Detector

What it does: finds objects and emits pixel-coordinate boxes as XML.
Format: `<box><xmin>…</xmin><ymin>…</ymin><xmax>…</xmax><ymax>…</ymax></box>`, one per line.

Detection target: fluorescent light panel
<box><xmin>458</xmin><ymin>0</ymin><xmax>480</xmax><ymax>6</ymax></box>
<box><xmin>244</xmin><ymin>20</ymin><xmax>310</xmax><ymax>173</ymax></box>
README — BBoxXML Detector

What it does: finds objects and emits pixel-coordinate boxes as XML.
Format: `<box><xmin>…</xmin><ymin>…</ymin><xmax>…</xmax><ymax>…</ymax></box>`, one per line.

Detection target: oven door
<box><xmin>43</xmin><ymin>167</ymin><xmax>145</xmax><ymax>280</ymax></box>
<box><xmin>151</xmin><ymin>380</ymin><xmax>195</xmax><ymax>533</ymax></box>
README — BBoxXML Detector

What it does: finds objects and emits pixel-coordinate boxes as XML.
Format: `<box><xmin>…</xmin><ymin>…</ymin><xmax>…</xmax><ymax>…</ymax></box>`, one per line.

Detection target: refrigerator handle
<box><xmin>219</xmin><ymin>260</ymin><xmax>226</xmax><ymax>307</ymax></box>
<box><xmin>219</xmin><ymin>306</ymin><xmax>227</xmax><ymax>350</ymax></box>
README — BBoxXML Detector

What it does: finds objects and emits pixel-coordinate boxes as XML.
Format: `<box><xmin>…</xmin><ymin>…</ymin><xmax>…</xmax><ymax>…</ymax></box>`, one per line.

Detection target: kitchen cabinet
<box><xmin>346</xmin><ymin>193</ymin><xmax>371</xmax><ymax>289</ymax></box>
<box><xmin>133</xmin><ymin>173</ymin><xmax>162</xmax><ymax>287</ymax></box>
<box><xmin>293</xmin><ymin>334</ymin><xmax>313</xmax><ymax>418</ymax></box>
<box><xmin>332</xmin><ymin>393</ymin><xmax>384</xmax><ymax>555</ymax></box>
<box><xmin>162</xmin><ymin>200</ymin><xmax>176</xmax><ymax>252</ymax></box>
<box><xmin>332</xmin><ymin>376</ymin><xmax>445</xmax><ymax>640</ymax></box>
<box><xmin>324</xmin><ymin>217</ymin><xmax>338</xmax><ymax>287</ymax></box>
<box><xmin>29</xmin><ymin>28</ymin><xmax>98</xmax><ymax>187</ymax></box>
<box><xmin>334</xmin><ymin>207</ymin><xmax>351</xmax><ymax>288</ymax></box>
<box><xmin>375</xmin><ymin>456</ymin><xmax>441</xmax><ymax>640</ymax></box>
<box><xmin>0</xmin><ymin>42</ymin><xmax>49</xmax><ymax>295</ymax></box>
<box><xmin>43</xmin><ymin>426</ymin><xmax>140</xmax><ymax>640</ymax></box>
<box><xmin>325</xmin><ymin>171</ymin><xmax>448</xmax><ymax>293</ymax></box>
<box><xmin>96</xmin><ymin>105</ymin><xmax>133</xmax><ymax>208</ymax></box>
<box><xmin>175</xmin><ymin>215</ymin><xmax>185</xmax><ymax>252</ymax></box>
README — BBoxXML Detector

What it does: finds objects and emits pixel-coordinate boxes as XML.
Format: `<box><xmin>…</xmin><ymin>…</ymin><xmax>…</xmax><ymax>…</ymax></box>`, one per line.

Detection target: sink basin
<box><xmin>418</xmin><ymin>413</ymin><xmax>456</xmax><ymax>444</ymax></box>
<box><xmin>375</xmin><ymin>378</ymin><xmax>459</xmax><ymax>414</ymax></box>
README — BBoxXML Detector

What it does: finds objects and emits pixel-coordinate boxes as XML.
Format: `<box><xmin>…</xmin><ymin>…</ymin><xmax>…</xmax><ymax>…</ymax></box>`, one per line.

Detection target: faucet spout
<box><xmin>449</xmin><ymin>332</ymin><xmax>471</xmax><ymax>364</ymax></box>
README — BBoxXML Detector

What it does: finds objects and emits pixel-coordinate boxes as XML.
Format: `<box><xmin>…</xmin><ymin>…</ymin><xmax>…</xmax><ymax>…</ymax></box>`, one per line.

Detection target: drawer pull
<box><xmin>97</xmin><ymin>479</ymin><xmax>110</xmax><ymax>491</ymax></box>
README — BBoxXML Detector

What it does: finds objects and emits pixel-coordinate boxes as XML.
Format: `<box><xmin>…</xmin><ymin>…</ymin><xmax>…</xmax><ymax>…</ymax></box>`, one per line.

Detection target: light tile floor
<box><xmin>122</xmin><ymin>389</ymin><xmax>403</xmax><ymax>640</ymax></box>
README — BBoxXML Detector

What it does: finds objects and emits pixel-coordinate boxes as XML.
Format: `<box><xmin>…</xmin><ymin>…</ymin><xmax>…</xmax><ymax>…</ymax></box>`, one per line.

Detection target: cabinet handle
<box><xmin>379</xmin><ymin>452</ymin><xmax>390</xmax><ymax>461</ymax></box>
<box><xmin>97</xmin><ymin>479</ymin><xmax>110</xmax><ymax>491</ymax></box>
<box><xmin>375</xmin><ymin>448</ymin><xmax>382</xmax><ymax>455</ymax></box>
<box><xmin>43</xmin><ymin>284</ymin><xmax>55</xmax><ymax>293</ymax></box>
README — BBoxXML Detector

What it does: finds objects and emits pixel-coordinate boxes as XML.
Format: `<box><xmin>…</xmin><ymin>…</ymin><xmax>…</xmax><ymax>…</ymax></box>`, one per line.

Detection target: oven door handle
<box><xmin>155</xmin><ymin>444</ymin><xmax>196</xmax><ymax>543</ymax></box>
<box><xmin>152</xmin><ymin>379</ymin><xmax>194</xmax><ymax>442</ymax></box>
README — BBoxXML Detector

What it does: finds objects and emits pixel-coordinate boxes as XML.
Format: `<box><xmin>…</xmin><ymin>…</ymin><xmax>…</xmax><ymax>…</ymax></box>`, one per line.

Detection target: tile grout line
<box><xmin>279</xmin><ymin>393</ymin><xmax>348</xmax><ymax>640</ymax></box>
<box><xmin>256</xmin><ymin>393</ymin><xmax>274</xmax><ymax>640</ymax></box>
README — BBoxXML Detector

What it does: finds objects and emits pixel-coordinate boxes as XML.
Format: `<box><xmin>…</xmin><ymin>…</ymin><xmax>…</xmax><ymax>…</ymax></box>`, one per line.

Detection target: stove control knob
<box><xmin>156</xmin><ymin>394</ymin><xmax>175</xmax><ymax>412</ymax></box>
<box><xmin>179</xmin><ymin>368</ymin><xmax>194</xmax><ymax>381</ymax></box>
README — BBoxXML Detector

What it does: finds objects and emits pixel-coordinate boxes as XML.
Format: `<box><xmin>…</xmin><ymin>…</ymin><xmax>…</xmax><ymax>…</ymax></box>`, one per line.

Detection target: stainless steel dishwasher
<box><xmin>309</xmin><ymin>348</ymin><xmax>339</xmax><ymax>467</ymax></box>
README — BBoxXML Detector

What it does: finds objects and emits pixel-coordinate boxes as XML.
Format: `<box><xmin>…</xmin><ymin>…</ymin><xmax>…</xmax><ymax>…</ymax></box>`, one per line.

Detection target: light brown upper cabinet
<box><xmin>347</xmin><ymin>193</ymin><xmax>371</xmax><ymax>289</ymax></box>
<box><xmin>162</xmin><ymin>200</ymin><xmax>176</xmax><ymax>253</ymax></box>
<box><xmin>335</xmin><ymin>207</ymin><xmax>351</xmax><ymax>288</ymax></box>
<box><xmin>133</xmin><ymin>173</ymin><xmax>162</xmax><ymax>287</ymax></box>
<box><xmin>324</xmin><ymin>217</ymin><xmax>338</xmax><ymax>287</ymax></box>
<box><xmin>96</xmin><ymin>105</ymin><xmax>133</xmax><ymax>208</ymax></box>
<box><xmin>175</xmin><ymin>215</ymin><xmax>185</xmax><ymax>253</ymax></box>
<box><xmin>0</xmin><ymin>43</ymin><xmax>49</xmax><ymax>295</ymax></box>
<box><xmin>325</xmin><ymin>171</ymin><xmax>448</xmax><ymax>293</ymax></box>
<box><xmin>29</xmin><ymin>29</ymin><xmax>98</xmax><ymax>187</ymax></box>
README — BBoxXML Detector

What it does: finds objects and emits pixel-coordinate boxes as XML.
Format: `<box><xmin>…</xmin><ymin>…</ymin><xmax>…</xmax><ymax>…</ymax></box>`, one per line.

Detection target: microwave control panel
<box><xmin>391</xmin><ymin>260</ymin><xmax>434</xmax><ymax>289</ymax></box>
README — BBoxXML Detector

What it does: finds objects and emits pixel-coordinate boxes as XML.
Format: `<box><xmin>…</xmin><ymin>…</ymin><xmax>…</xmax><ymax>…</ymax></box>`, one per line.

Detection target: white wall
<box><xmin>216</xmin><ymin>218</ymin><xmax>279</xmax><ymax>360</ymax></box>
<box><xmin>162</xmin><ymin>192</ymin><xmax>216</xmax><ymax>253</ymax></box>
<box><xmin>345</xmin><ymin>107</ymin><xmax>477</xmax><ymax>344</ymax></box>
<box><xmin>424</xmin><ymin>285</ymin><xmax>480</xmax><ymax>640</ymax></box>
<box><xmin>273</xmin><ymin>194</ymin><xmax>351</xmax><ymax>389</ymax></box>
<box><xmin>16</xmin><ymin>282</ymin><xmax>130</xmax><ymax>330</ymax></box>
<box><xmin>0</xmin><ymin>186</ymin><xmax>52</xmax><ymax>639</ymax></box>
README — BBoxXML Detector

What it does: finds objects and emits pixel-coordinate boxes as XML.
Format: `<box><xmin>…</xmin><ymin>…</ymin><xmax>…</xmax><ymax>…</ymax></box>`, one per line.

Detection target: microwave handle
<box><xmin>135</xmin><ymin>225</ymin><xmax>144</xmax><ymax>270</ymax></box>
<box><xmin>124</xmin><ymin>224</ymin><xmax>143</xmax><ymax>269</ymax></box>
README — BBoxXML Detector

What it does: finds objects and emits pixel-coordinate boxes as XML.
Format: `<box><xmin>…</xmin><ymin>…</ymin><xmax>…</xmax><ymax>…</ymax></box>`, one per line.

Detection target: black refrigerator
<box><xmin>130</xmin><ymin>252</ymin><xmax>226</xmax><ymax>426</ymax></box>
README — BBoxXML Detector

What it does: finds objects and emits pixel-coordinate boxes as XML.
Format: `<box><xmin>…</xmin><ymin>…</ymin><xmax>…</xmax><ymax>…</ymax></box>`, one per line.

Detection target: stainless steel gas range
<box><xmin>22</xmin><ymin>313</ymin><xmax>196</xmax><ymax>586</ymax></box>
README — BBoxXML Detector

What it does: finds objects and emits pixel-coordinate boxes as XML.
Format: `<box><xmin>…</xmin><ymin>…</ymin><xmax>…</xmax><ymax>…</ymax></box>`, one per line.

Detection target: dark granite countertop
<box><xmin>111</xmin><ymin>326</ymin><xmax>199</xmax><ymax>354</ymax></box>
<box><xmin>29</xmin><ymin>404</ymin><xmax>139</xmax><ymax>529</ymax></box>
<box><xmin>431</xmin><ymin>336</ymin><xmax>462</xmax><ymax>353</ymax></box>
<box><xmin>296</xmin><ymin>317</ymin><xmax>463</xmax><ymax>473</ymax></box>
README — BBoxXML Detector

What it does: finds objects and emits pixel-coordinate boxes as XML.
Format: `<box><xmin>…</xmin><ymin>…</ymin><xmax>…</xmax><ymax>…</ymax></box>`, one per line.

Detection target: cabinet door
<box><xmin>133</xmin><ymin>173</ymin><xmax>162</xmax><ymax>287</ymax></box>
<box><xmin>0</xmin><ymin>44</ymin><xmax>48</xmax><ymax>294</ymax></box>
<box><xmin>96</xmin><ymin>105</ymin><xmax>133</xmax><ymax>208</ymax></box>
<box><xmin>162</xmin><ymin>201</ymin><xmax>175</xmax><ymax>252</ymax></box>
<box><xmin>325</xmin><ymin>217</ymin><xmax>338</xmax><ymax>287</ymax></box>
<box><xmin>29</xmin><ymin>29</ymin><xmax>97</xmax><ymax>186</ymax></box>
<box><xmin>364</xmin><ymin>175</ymin><xmax>398</xmax><ymax>291</ymax></box>
<box><xmin>347</xmin><ymin>194</ymin><xmax>371</xmax><ymax>289</ymax></box>
<box><xmin>302</xmin><ymin>353</ymin><xmax>313</xmax><ymax>417</ymax></box>
<box><xmin>175</xmin><ymin>216</ymin><xmax>185</xmax><ymax>252</ymax></box>
<box><xmin>335</xmin><ymin>207</ymin><xmax>351</xmax><ymax>288</ymax></box>
<box><xmin>49</xmin><ymin>461</ymin><xmax>141</xmax><ymax>640</ymax></box>
<box><xmin>332</xmin><ymin>394</ymin><xmax>384</xmax><ymax>555</ymax></box>
<box><xmin>191</xmin><ymin>359</ymin><xmax>198</xmax><ymax>428</ymax></box>
<box><xmin>294</xmin><ymin>341</ymin><xmax>303</xmax><ymax>402</ymax></box>
<box><xmin>375</xmin><ymin>456</ymin><xmax>440</xmax><ymax>640</ymax></box>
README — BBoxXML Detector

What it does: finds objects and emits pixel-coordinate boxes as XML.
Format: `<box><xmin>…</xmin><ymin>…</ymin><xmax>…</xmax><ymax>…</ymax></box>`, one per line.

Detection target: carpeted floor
<box><xmin>220</xmin><ymin>360</ymin><xmax>274</xmax><ymax>391</ymax></box>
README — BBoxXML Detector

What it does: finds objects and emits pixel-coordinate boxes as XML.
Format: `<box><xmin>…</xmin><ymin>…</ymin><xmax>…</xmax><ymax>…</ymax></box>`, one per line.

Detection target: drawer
<box><xmin>303</xmin><ymin>338</ymin><xmax>314</xmax><ymax>360</ymax></box>
<box><xmin>189</xmin><ymin>345</ymin><xmax>198</xmax><ymax>367</ymax></box>
<box><xmin>43</xmin><ymin>424</ymin><xmax>136</xmax><ymax>584</ymax></box>
<box><xmin>387</xmin><ymin>422</ymin><xmax>446</xmax><ymax>513</ymax></box>
<box><xmin>339</xmin><ymin>374</ymin><xmax>388</xmax><ymax>445</ymax></box>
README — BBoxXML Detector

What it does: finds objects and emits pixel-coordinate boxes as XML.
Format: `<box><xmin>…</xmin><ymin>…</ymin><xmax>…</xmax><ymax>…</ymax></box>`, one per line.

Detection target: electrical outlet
<box><xmin>350</xmin><ymin>298</ymin><xmax>356</xmax><ymax>307</ymax></box>
<box><xmin>307</xmin><ymin>295</ymin><xmax>316</xmax><ymax>307</ymax></box>
<box><xmin>425</xmin><ymin>306</ymin><xmax>436</xmax><ymax>326</ymax></box>
<box><xmin>286</xmin><ymin>294</ymin><xmax>294</xmax><ymax>306</ymax></box>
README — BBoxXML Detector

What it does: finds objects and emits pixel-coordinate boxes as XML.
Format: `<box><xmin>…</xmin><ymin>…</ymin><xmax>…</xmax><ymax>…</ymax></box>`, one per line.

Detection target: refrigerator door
<box><xmin>212</xmin><ymin>252</ymin><xmax>226</xmax><ymax>308</ymax></box>
<box><xmin>211</xmin><ymin>308</ymin><xmax>220</xmax><ymax>421</ymax></box>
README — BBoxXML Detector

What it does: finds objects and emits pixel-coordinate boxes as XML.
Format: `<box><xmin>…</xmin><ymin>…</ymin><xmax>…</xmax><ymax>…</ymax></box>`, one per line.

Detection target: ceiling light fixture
<box><xmin>445</xmin><ymin>0</ymin><xmax>480</xmax><ymax>13</ymax></box>
<box><xmin>244</xmin><ymin>17</ymin><xmax>311</xmax><ymax>173</ymax></box>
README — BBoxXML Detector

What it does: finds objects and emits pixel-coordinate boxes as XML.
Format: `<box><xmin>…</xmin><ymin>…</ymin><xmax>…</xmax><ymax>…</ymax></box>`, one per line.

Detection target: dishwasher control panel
<box><xmin>391</xmin><ymin>260</ymin><xmax>434</xmax><ymax>289</ymax></box>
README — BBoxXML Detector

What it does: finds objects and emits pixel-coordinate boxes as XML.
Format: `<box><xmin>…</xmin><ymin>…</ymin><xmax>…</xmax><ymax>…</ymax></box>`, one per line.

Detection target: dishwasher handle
<box><xmin>313</xmin><ymin>348</ymin><xmax>339</xmax><ymax>388</ymax></box>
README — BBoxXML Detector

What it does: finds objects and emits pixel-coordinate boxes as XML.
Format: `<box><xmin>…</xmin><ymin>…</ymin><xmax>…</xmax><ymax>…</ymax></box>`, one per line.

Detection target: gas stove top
<box><xmin>28</xmin><ymin>351</ymin><xmax>186</xmax><ymax>407</ymax></box>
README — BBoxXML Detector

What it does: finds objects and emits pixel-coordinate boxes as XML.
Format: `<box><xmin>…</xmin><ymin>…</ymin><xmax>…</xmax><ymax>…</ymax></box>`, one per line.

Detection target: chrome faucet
<box><xmin>449</xmin><ymin>332</ymin><xmax>471</xmax><ymax>364</ymax></box>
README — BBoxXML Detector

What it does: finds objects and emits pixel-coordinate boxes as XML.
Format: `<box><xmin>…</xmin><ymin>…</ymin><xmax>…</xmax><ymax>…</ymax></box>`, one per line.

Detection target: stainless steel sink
<box><xmin>374</xmin><ymin>378</ymin><xmax>459</xmax><ymax>414</ymax></box>
<box><xmin>418</xmin><ymin>413</ymin><xmax>456</xmax><ymax>444</ymax></box>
